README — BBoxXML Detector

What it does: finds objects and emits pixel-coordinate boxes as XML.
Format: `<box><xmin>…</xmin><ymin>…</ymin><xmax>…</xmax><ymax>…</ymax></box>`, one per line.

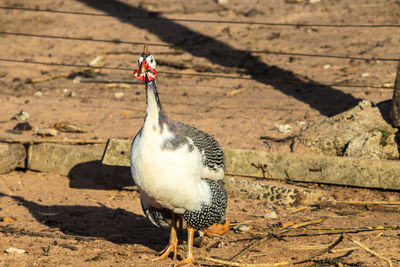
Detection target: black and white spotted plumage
<box><xmin>130</xmin><ymin>51</ymin><xmax>227</xmax><ymax>232</ymax></box>
<box><xmin>141</xmin><ymin>179</ymin><xmax>227</xmax><ymax>230</ymax></box>
<box><xmin>183</xmin><ymin>179</ymin><xmax>227</xmax><ymax>229</ymax></box>
<box><xmin>162</xmin><ymin>119</ymin><xmax>226</xmax><ymax>174</ymax></box>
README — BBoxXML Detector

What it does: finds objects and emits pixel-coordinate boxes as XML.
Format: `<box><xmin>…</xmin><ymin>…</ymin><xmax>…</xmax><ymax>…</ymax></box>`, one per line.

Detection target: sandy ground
<box><xmin>1</xmin><ymin>0</ymin><xmax>400</xmax><ymax>266</ymax></box>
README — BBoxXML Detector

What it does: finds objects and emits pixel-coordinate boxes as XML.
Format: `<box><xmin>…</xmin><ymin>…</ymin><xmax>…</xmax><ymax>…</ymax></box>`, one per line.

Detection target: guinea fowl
<box><xmin>130</xmin><ymin>44</ymin><xmax>229</xmax><ymax>266</ymax></box>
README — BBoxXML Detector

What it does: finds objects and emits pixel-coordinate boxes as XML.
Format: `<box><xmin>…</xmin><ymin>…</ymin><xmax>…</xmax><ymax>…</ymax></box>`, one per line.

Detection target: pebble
<box><xmin>275</xmin><ymin>124</ymin><xmax>292</xmax><ymax>133</ymax></box>
<box><xmin>35</xmin><ymin>128</ymin><xmax>58</xmax><ymax>137</ymax></box>
<box><xmin>264</xmin><ymin>211</ymin><xmax>278</xmax><ymax>219</ymax></box>
<box><xmin>11</xmin><ymin>110</ymin><xmax>30</xmax><ymax>121</ymax></box>
<box><xmin>233</xmin><ymin>224</ymin><xmax>250</xmax><ymax>232</ymax></box>
<box><xmin>67</xmin><ymin>91</ymin><xmax>76</xmax><ymax>97</ymax></box>
<box><xmin>5</xmin><ymin>247</ymin><xmax>26</xmax><ymax>254</ymax></box>
<box><xmin>34</xmin><ymin>91</ymin><xmax>43</xmax><ymax>97</ymax></box>
<box><xmin>89</xmin><ymin>56</ymin><xmax>104</xmax><ymax>67</ymax></box>
<box><xmin>114</xmin><ymin>92</ymin><xmax>124</xmax><ymax>99</ymax></box>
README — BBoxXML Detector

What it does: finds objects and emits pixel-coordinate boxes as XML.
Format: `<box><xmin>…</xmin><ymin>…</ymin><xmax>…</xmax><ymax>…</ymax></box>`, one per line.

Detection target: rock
<box><xmin>13</xmin><ymin>122</ymin><xmax>33</xmax><ymax>131</ymax></box>
<box><xmin>114</xmin><ymin>92</ymin><xmax>124</xmax><ymax>99</ymax></box>
<box><xmin>216</xmin><ymin>0</ymin><xmax>229</xmax><ymax>4</ymax></box>
<box><xmin>233</xmin><ymin>224</ymin><xmax>250</xmax><ymax>232</ymax></box>
<box><xmin>193</xmin><ymin>236</ymin><xmax>203</xmax><ymax>248</ymax></box>
<box><xmin>344</xmin><ymin>131</ymin><xmax>385</xmax><ymax>159</ymax></box>
<box><xmin>34</xmin><ymin>91</ymin><xmax>43</xmax><ymax>97</ymax></box>
<box><xmin>11</xmin><ymin>110</ymin><xmax>30</xmax><ymax>121</ymax></box>
<box><xmin>89</xmin><ymin>56</ymin><xmax>104</xmax><ymax>67</ymax></box>
<box><xmin>34</xmin><ymin>128</ymin><xmax>58</xmax><ymax>137</ymax></box>
<box><xmin>298</xmin><ymin>100</ymin><xmax>398</xmax><ymax>159</ymax></box>
<box><xmin>67</xmin><ymin>91</ymin><xmax>76</xmax><ymax>97</ymax></box>
<box><xmin>51</xmin><ymin>121</ymin><xmax>85</xmax><ymax>133</ymax></box>
<box><xmin>5</xmin><ymin>247</ymin><xmax>26</xmax><ymax>254</ymax></box>
<box><xmin>275</xmin><ymin>124</ymin><xmax>292</xmax><ymax>133</ymax></box>
<box><xmin>264</xmin><ymin>211</ymin><xmax>278</xmax><ymax>219</ymax></box>
<box><xmin>245</xmin><ymin>8</ymin><xmax>264</xmax><ymax>17</ymax></box>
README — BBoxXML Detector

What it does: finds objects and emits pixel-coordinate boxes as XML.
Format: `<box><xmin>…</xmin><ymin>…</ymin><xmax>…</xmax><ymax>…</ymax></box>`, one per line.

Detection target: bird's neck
<box><xmin>144</xmin><ymin>78</ymin><xmax>167</xmax><ymax>133</ymax></box>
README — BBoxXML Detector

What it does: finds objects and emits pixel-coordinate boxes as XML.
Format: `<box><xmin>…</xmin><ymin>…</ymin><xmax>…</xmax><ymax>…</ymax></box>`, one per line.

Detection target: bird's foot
<box><xmin>202</xmin><ymin>220</ymin><xmax>230</xmax><ymax>237</ymax></box>
<box><xmin>171</xmin><ymin>256</ymin><xmax>195</xmax><ymax>266</ymax></box>
<box><xmin>153</xmin><ymin>243</ymin><xmax>178</xmax><ymax>262</ymax></box>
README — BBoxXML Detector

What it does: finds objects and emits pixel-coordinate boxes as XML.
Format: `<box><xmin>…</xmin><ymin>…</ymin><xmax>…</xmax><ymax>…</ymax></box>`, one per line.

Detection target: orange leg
<box><xmin>202</xmin><ymin>220</ymin><xmax>230</xmax><ymax>237</ymax></box>
<box><xmin>173</xmin><ymin>227</ymin><xmax>195</xmax><ymax>266</ymax></box>
<box><xmin>153</xmin><ymin>213</ymin><xmax>178</xmax><ymax>262</ymax></box>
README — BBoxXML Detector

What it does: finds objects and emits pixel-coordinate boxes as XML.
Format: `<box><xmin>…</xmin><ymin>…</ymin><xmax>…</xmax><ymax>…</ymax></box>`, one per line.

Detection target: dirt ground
<box><xmin>1</xmin><ymin>0</ymin><xmax>400</xmax><ymax>266</ymax></box>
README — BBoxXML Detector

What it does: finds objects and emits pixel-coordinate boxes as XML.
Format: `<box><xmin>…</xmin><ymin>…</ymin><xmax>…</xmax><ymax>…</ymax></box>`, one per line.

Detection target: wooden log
<box><xmin>390</xmin><ymin>59</ymin><xmax>400</xmax><ymax>127</ymax></box>
<box><xmin>102</xmin><ymin>139</ymin><xmax>400</xmax><ymax>190</ymax></box>
<box><xmin>23</xmin><ymin>141</ymin><xmax>324</xmax><ymax>204</ymax></box>
<box><xmin>0</xmin><ymin>143</ymin><xmax>26</xmax><ymax>174</ymax></box>
<box><xmin>26</xmin><ymin>143</ymin><xmax>134</xmax><ymax>188</ymax></box>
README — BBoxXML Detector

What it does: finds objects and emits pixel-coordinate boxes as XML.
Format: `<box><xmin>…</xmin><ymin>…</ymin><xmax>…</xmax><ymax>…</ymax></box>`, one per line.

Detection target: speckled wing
<box><xmin>163</xmin><ymin>120</ymin><xmax>226</xmax><ymax>180</ymax></box>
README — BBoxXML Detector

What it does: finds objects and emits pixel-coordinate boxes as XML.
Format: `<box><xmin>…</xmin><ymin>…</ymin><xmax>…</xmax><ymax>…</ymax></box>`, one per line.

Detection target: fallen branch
<box><xmin>0</xmin><ymin>138</ymin><xmax>108</xmax><ymax>145</ymax></box>
<box><xmin>344</xmin><ymin>234</ymin><xmax>393</xmax><ymax>267</ymax></box>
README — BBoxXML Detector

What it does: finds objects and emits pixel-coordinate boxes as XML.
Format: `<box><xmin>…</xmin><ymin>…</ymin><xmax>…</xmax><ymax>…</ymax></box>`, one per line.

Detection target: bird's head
<box><xmin>134</xmin><ymin>44</ymin><xmax>158</xmax><ymax>82</ymax></box>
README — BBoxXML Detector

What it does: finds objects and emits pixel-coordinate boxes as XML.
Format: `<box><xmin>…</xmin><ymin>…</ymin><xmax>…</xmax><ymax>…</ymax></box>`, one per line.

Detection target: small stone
<box><xmin>67</xmin><ymin>91</ymin><xmax>76</xmax><ymax>97</ymax></box>
<box><xmin>13</xmin><ymin>122</ymin><xmax>33</xmax><ymax>131</ymax></box>
<box><xmin>264</xmin><ymin>211</ymin><xmax>278</xmax><ymax>219</ymax></box>
<box><xmin>5</xmin><ymin>247</ymin><xmax>25</xmax><ymax>254</ymax></box>
<box><xmin>89</xmin><ymin>56</ymin><xmax>104</xmax><ymax>67</ymax></box>
<box><xmin>52</xmin><ymin>121</ymin><xmax>85</xmax><ymax>133</ymax></box>
<box><xmin>73</xmin><ymin>77</ymin><xmax>81</xmax><ymax>84</ymax></box>
<box><xmin>216</xmin><ymin>0</ymin><xmax>229</xmax><ymax>4</ymax></box>
<box><xmin>309</xmin><ymin>0</ymin><xmax>320</xmax><ymax>3</ymax></box>
<box><xmin>245</xmin><ymin>8</ymin><xmax>264</xmax><ymax>17</ymax></box>
<box><xmin>275</xmin><ymin>124</ymin><xmax>292</xmax><ymax>133</ymax></box>
<box><xmin>233</xmin><ymin>224</ymin><xmax>250</xmax><ymax>232</ymax></box>
<box><xmin>34</xmin><ymin>91</ymin><xmax>43</xmax><ymax>97</ymax></box>
<box><xmin>193</xmin><ymin>236</ymin><xmax>203</xmax><ymax>248</ymax></box>
<box><xmin>35</xmin><ymin>128</ymin><xmax>58</xmax><ymax>137</ymax></box>
<box><xmin>323</xmin><ymin>64</ymin><xmax>331</xmax><ymax>69</ymax></box>
<box><xmin>11</xmin><ymin>110</ymin><xmax>30</xmax><ymax>121</ymax></box>
<box><xmin>114</xmin><ymin>92</ymin><xmax>124</xmax><ymax>99</ymax></box>
<box><xmin>361</xmin><ymin>72</ymin><xmax>370</xmax><ymax>77</ymax></box>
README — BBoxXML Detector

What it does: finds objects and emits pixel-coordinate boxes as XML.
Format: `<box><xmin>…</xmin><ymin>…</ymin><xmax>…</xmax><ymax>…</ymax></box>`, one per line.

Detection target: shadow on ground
<box><xmin>67</xmin><ymin>160</ymin><xmax>133</xmax><ymax>190</ymax></box>
<box><xmin>78</xmin><ymin>0</ymin><xmax>360</xmax><ymax>117</ymax></box>
<box><xmin>0</xmin><ymin>191</ymin><xmax>169</xmax><ymax>251</ymax></box>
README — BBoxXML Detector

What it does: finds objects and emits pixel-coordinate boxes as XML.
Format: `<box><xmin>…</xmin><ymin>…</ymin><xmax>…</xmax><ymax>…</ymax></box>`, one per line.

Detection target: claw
<box><xmin>171</xmin><ymin>256</ymin><xmax>195</xmax><ymax>266</ymax></box>
<box><xmin>202</xmin><ymin>221</ymin><xmax>230</xmax><ymax>237</ymax></box>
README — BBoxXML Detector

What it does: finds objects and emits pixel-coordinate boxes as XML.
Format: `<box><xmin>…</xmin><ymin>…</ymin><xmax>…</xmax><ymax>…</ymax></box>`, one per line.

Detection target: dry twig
<box><xmin>228</xmin><ymin>218</ymin><xmax>323</xmax><ymax>261</ymax></box>
<box><xmin>344</xmin><ymin>234</ymin><xmax>393</xmax><ymax>267</ymax></box>
<box><xmin>335</xmin><ymin>200</ymin><xmax>400</xmax><ymax>205</ymax></box>
<box><xmin>203</xmin><ymin>233</ymin><xmax>344</xmax><ymax>266</ymax></box>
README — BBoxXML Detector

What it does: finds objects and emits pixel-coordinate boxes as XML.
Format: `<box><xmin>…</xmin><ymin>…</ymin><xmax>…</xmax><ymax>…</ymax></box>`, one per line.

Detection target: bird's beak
<box><xmin>140</xmin><ymin>61</ymin><xmax>148</xmax><ymax>75</ymax></box>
